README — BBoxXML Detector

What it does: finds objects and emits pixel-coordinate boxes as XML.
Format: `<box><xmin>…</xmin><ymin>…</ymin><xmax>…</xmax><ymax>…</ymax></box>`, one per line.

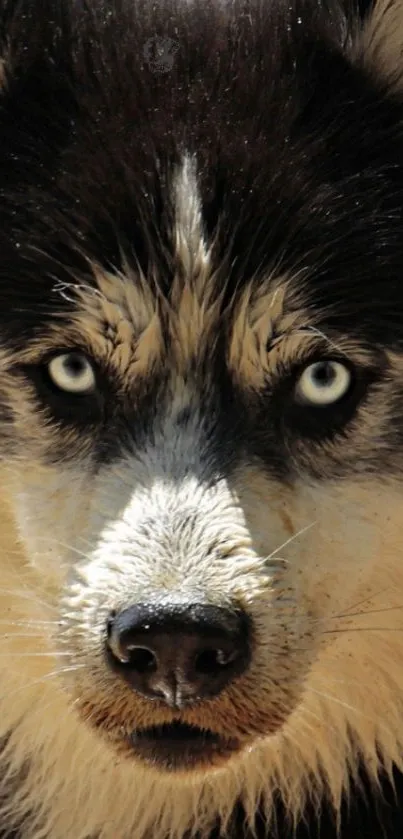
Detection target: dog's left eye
<box><xmin>47</xmin><ymin>352</ymin><xmax>96</xmax><ymax>394</ymax></box>
<box><xmin>295</xmin><ymin>360</ymin><xmax>352</xmax><ymax>406</ymax></box>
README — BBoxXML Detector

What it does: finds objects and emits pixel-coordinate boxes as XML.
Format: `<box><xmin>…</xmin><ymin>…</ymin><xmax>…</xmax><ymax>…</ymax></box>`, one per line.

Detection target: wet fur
<box><xmin>1</xmin><ymin>0</ymin><xmax>403</xmax><ymax>837</ymax></box>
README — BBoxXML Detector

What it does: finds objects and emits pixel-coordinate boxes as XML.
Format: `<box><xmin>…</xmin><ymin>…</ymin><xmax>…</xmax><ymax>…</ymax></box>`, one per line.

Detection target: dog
<box><xmin>1</xmin><ymin>0</ymin><xmax>403</xmax><ymax>836</ymax></box>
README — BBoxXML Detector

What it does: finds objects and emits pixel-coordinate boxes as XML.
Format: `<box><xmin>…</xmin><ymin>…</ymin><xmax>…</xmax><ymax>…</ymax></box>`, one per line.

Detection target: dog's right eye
<box><xmin>295</xmin><ymin>360</ymin><xmax>352</xmax><ymax>406</ymax></box>
<box><xmin>47</xmin><ymin>352</ymin><xmax>97</xmax><ymax>395</ymax></box>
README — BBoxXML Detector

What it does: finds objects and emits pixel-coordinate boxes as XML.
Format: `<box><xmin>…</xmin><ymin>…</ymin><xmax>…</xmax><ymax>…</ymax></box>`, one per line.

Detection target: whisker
<box><xmin>76</xmin><ymin>536</ymin><xmax>97</xmax><ymax>551</ymax></box>
<box><xmin>265</xmin><ymin>522</ymin><xmax>317</xmax><ymax>561</ymax></box>
<box><xmin>0</xmin><ymin>589</ymin><xmax>57</xmax><ymax>610</ymax></box>
<box><xmin>0</xmin><ymin>633</ymin><xmax>57</xmax><ymax>640</ymax></box>
<box><xmin>263</xmin><ymin>555</ymin><xmax>290</xmax><ymax>568</ymax></box>
<box><xmin>298</xmin><ymin>705</ymin><xmax>342</xmax><ymax>739</ymax></box>
<box><xmin>0</xmin><ymin>620</ymin><xmax>61</xmax><ymax>627</ymax></box>
<box><xmin>326</xmin><ymin>606</ymin><xmax>403</xmax><ymax>623</ymax></box>
<box><xmin>24</xmin><ymin>693</ymin><xmax>78</xmax><ymax>723</ymax></box>
<box><xmin>280</xmin><ymin>591</ymin><xmax>401</xmax><ymax>630</ymax></box>
<box><xmin>31</xmin><ymin>538</ymin><xmax>91</xmax><ymax>561</ymax></box>
<box><xmin>306</xmin><ymin>687</ymin><xmax>390</xmax><ymax>732</ymax></box>
<box><xmin>0</xmin><ymin>665</ymin><xmax>87</xmax><ymax>701</ymax></box>
<box><xmin>296</xmin><ymin>608</ymin><xmax>403</xmax><ymax>633</ymax></box>
<box><xmin>313</xmin><ymin>674</ymin><xmax>370</xmax><ymax>688</ymax></box>
<box><xmin>322</xmin><ymin>626</ymin><xmax>403</xmax><ymax>636</ymax></box>
<box><xmin>0</xmin><ymin>651</ymin><xmax>73</xmax><ymax>658</ymax></box>
<box><xmin>326</xmin><ymin>588</ymin><xmax>394</xmax><ymax>622</ymax></box>
<box><xmin>304</xmin><ymin>327</ymin><xmax>349</xmax><ymax>357</ymax></box>
<box><xmin>341</xmin><ymin>587</ymin><xmax>392</xmax><ymax>613</ymax></box>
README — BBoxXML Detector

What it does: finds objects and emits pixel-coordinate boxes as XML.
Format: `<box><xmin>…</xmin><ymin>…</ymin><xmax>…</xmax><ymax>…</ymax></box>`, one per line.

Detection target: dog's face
<box><xmin>1</xmin><ymin>0</ymin><xmax>403</xmax><ymax>781</ymax></box>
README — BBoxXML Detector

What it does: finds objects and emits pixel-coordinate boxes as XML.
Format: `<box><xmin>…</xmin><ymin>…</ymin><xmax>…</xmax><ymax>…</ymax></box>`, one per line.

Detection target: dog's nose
<box><xmin>106</xmin><ymin>602</ymin><xmax>251</xmax><ymax>709</ymax></box>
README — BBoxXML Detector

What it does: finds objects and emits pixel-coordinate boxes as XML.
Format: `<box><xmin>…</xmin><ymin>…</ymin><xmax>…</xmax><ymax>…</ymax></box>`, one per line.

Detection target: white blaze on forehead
<box><xmin>170</xmin><ymin>154</ymin><xmax>220</xmax><ymax>370</ymax></box>
<box><xmin>172</xmin><ymin>153</ymin><xmax>210</xmax><ymax>284</ymax></box>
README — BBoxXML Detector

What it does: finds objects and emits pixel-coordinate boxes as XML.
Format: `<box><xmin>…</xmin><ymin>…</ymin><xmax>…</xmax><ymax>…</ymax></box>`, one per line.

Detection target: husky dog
<box><xmin>0</xmin><ymin>0</ymin><xmax>403</xmax><ymax>836</ymax></box>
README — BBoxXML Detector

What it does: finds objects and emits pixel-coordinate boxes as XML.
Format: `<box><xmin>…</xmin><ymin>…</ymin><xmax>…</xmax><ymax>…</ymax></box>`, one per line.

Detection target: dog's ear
<box><xmin>351</xmin><ymin>0</ymin><xmax>403</xmax><ymax>91</ymax></box>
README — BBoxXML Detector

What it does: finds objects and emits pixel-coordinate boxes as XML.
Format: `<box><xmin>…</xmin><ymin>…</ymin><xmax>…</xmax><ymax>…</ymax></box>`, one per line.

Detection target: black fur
<box><xmin>1</xmin><ymin>0</ymin><xmax>403</xmax><ymax>346</ymax></box>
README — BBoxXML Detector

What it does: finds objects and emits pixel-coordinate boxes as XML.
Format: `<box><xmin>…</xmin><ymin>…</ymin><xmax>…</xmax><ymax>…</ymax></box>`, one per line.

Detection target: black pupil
<box><xmin>313</xmin><ymin>362</ymin><xmax>336</xmax><ymax>387</ymax></box>
<box><xmin>64</xmin><ymin>355</ymin><xmax>86</xmax><ymax>377</ymax></box>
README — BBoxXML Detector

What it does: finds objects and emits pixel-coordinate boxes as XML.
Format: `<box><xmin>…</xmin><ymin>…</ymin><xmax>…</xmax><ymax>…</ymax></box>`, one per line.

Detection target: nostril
<box><xmin>106</xmin><ymin>603</ymin><xmax>251</xmax><ymax>706</ymax></box>
<box><xmin>124</xmin><ymin>647</ymin><xmax>156</xmax><ymax>673</ymax></box>
<box><xmin>107</xmin><ymin>613</ymin><xmax>157</xmax><ymax>671</ymax></box>
<box><xmin>195</xmin><ymin>647</ymin><xmax>238</xmax><ymax>676</ymax></box>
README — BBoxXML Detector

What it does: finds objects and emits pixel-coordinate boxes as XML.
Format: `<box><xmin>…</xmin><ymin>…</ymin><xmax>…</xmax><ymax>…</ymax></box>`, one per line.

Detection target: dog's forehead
<box><xmin>68</xmin><ymin>155</ymin><xmax>303</xmax><ymax>385</ymax></box>
<box><xmin>2</xmin><ymin>0</ymin><xmax>403</xmax><ymax>354</ymax></box>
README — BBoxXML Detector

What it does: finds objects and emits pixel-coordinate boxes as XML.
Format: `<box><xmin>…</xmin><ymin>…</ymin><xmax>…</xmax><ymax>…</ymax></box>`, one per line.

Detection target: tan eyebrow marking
<box><xmin>16</xmin><ymin>265</ymin><xmax>163</xmax><ymax>382</ymax></box>
<box><xmin>228</xmin><ymin>278</ymin><xmax>379</xmax><ymax>390</ymax></box>
<box><xmin>228</xmin><ymin>280</ymin><xmax>308</xmax><ymax>387</ymax></box>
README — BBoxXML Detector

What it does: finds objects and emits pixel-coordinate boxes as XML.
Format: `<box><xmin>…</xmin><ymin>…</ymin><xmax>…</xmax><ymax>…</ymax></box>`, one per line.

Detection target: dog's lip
<box><xmin>126</xmin><ymin>721</ymin><xmax>241</xmax><ymax>769</ymax></box>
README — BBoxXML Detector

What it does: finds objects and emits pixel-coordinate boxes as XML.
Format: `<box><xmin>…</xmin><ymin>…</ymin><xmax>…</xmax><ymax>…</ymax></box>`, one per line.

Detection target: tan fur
<box><xmin>356</xmin><ymin>0</ymin><xmax>403</xmax><ymax>87</ymax></box>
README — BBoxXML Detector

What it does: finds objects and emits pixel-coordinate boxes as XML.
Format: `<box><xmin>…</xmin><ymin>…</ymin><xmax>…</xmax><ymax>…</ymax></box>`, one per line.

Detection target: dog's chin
<box><xmin>75</xmin><ymin>692</ymin><xmax>290</xmax><ymax>773</ymax></box>
<box><xmin>96</xmin><ymin>714</ymin><xmax>287</xmax><ymax>773</ymax></box>
<box><xmin>125</xmin><ymin>721</ymin><xmax>243</xmax><ymax>772</ymax></box>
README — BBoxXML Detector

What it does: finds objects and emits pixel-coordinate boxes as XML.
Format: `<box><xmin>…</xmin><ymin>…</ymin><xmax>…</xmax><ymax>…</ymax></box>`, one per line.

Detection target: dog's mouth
<box><xmin>126</xmin><ymin>721</ymin><xmax>241</xmax><ymax>771</ymax></box>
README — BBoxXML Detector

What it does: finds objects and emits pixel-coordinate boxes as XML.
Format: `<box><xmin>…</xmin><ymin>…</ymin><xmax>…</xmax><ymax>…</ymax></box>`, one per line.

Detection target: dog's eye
<box><xmin>295</xmin><ymin>360</ymin><xmax>351</xmax><ymax>406</ymax></box>
<box><xmin>47</xmin><ymin>352</ymin><xmax>96</xmax><ymax>394</ymax></box>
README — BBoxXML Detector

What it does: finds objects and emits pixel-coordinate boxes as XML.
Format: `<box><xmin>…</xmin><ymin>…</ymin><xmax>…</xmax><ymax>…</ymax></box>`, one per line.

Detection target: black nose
<box><xmin>106</xmin><ymin>602</ymin><xmax>251</xmax><ymax>709</ymax></box>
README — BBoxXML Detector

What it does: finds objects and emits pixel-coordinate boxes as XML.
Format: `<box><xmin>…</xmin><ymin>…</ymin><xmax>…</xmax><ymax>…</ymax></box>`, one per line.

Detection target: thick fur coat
<box><xmin>1</xmin><ymin>0</ymin><xmax>403</xmax><ymax>836</ymax></box>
